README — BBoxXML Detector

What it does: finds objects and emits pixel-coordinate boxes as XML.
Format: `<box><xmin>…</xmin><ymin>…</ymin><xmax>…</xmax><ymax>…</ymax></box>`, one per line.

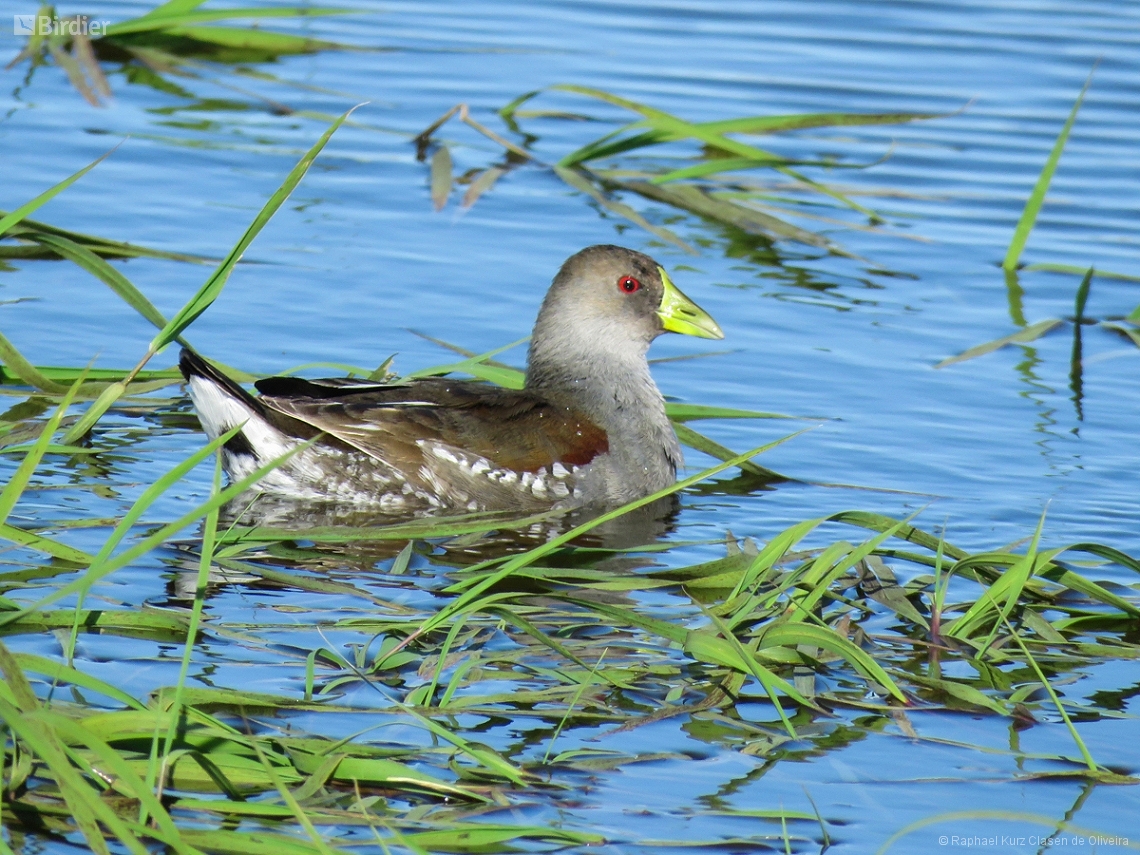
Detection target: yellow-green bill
<box><xmin>656</xmin><ymin>267</ymin><xmax>724</xmax><ymax>340</ymax></box>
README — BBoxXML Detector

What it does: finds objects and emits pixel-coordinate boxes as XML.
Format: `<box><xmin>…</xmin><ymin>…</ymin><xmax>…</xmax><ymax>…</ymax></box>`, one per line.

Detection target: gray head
<box><xmin>526</xmin><ymin>245</ymin><xmax>722</xmax><ymax>384</ymax></box>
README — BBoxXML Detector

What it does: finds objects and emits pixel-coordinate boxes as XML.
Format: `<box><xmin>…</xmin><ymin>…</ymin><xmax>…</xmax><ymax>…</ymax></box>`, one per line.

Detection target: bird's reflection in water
<box><xmin>164</xmin><ymin>490</ymin><xmax>680</xmax><ymax>604</ymax></box>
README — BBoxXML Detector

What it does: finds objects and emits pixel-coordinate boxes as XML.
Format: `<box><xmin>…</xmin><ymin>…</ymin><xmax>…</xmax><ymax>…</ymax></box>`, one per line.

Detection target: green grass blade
<box><xmin>156</xmin><ymin>458</ymin><xmax>221</xmax><ymax>801</ymax></box>
<box><xmin>666</xmin><ymin>403</ymin><xmax>798</xmax><ymax>422</ymax></box>
<box><xmin>13</xmin><ymin>652</ymin><xmax>145</xmax><ymax>710</ymax></box>
<box><xmin>0</xmin><ymin>433</ymin><xmax>309</xmax><ymax>628</ymax></box>
<box><xmin>137</xmin><ymin>0</ymin><xmax>209</xmax><ymax>18</ymax></box>
<box><xmin>0</xmin><ymin>700</ymin><xmax>117</xmax><ymax>854</ymax></box>
<box><xmin>0</xmin><ymin>330</ymin><xmax>70</xmax><ymax>393</ymax></box>
<box><xmin>0</xmin><ymin>521</ymin><xmax>95</xmax><ymax>563</ymax></box>
<box><xmin>559</xmin><ymin>127</ymin><xmax>666</xmax><ymax>168</ymax></box>
<box><xmin>104</xmin><ymin>7</ymin><xmax>354</xmax><ymax>37</ymax></box>
<box><xmin>43</xmin><ymin>713</ymin><xmax>194</xmax><ymax>854</ymax></box>
<box><xmin>150</xmin><ymin>107</ymin><xmax>358</xmax><ymax>354</ymax></box>
<box><xmin>1104</xmin><ymin>320</ymin><xmax>1140</xmax><ymax>345</ymax></box>
<box><xmin>1022</xmin><ymin>262</ymin><xmax>1140</xmax><ymax>282</ymax></box>
<box><xmin>0</xmin><ymin>146</ymin><xmax>119</xmax><ymax>238</ymax></box>
<box><xmin>695</xmin><ymin>109</ymin><xmax>949</xmax><ymax>137</ymax></box>
<box><xmin>683</xmin><ymin>624</ymin><xmax>811</xmax><ymax>711</ymax></box>
<box><xmin>651</xmin><ymin>157</ymin><xmax>788</xmax><ymax>184</ymax></box>
<box><xmin>935</xmin><ymin>318</ymin><xmax>1064</xmax><ymax>368</ymax></box>
<box><xmin>0</xmin><ymin>369</ymin><xmax>86</xmax><ymax>527</ymax></box>
<box><xmin>0</xmin><ymin>643</ymin><xmax>148</xmax><ymax>855</ymax></box>
<box><xmin>698</xmin><ymin>606</ymin><xmax>803</xmax><ymax>736</ymax></box>
<box><xmin>760</xmin><ymin>622</ymin><xmax>906</xmax><ymax>703</ymax></box>
<box><xmin>726</xmin><ymin>516</ymin><xmax>829</xmax><ymax>605</ymax></box>
<box><xmin>673</xmin><ymin>423</ymin><xmax>786</xmax><ymax>480</ymax></box>
<box><xmin>151</xmin><ymin>25</ymin><xmax>342</xmax><ymax>53</ymax></box>
<box><xmin>945</xmin><ymin>518</ymin><xmax>1047</xmax><ymax>643</ymax></box>
<box><xmin>59</xmin><ymin>381</ymin><xmax>126</xmax><ymax>445</ymax></box>
<box><xmin>3</xmin><ymin>217</ymin><xmax>213</xmax><ymax>264</ymax></box>
<box><xmin>0</xmin><ymin>365</ymin><xmax>180</xmax><ymax>385</ymax></box>
<box><xmin>406</xmin><ymin>336</ymin><xmax>529</xmax><ymax>386</ymax></box>
<box><xmin>554</xmin><ymin>85</ymin><xmax>880</xmax><ymax>219</ymax></box>
<box><xmin>999</xmin><ymin>613</ymin><xmax>1098</xmax><ymax>773</ymax></box>
<box><xmin>552</xmin><ymin>85</ymin><xmax>782</xmax><ymax>165</ymax></box>
<box><xmin>1073</xmin><ymin>266</ymin><xmax>1093</xmax><ymax>320</ymax></box>
<box><xmin>543</xmin><ymin>649</ymin><xmax>608</xmax><ymax>763</ymax></box>
<box><xmin>411</xmin><ymin>360</ymin><xmax>525</xmax><ymax>389</ymax></box>
<box><xmin>1002</xmin><ymin>67</ymin><xmax>1096</xmax><ymax>271</ymax></box>
<box><xmin>244</xmin><ymin>736</ymin><xmax>338</xmax><ymax>855</ymax></box>
<box><xmin>81</xmin><ymin>427</ymin><xmax>242</xmax><ymax>583</ymax></box>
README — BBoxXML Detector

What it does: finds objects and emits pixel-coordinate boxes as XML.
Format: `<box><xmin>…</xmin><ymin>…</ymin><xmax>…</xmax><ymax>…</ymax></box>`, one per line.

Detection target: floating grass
<box><xmin>1002</xmin><ymin>66</ymin><xmax>1096</xmax><ymax>273</ymax></box>
<box><xmin>8</xmin><ymin>0</ymin><xmax>358</xmax><ymax>109</ymax></box>
<box><xmin>6</xmin><ymin>469</ymin><xmax>1136</xmax><ymax>850</ymax></box>
<box><xmin>0</xmin><ymin>214</ymin><xmax>212</xmax><ymax>264</ymax></box>
<box><xmin>415</xmin><ymin>86</ymin><xmax>948</xmax><ymax>253</ymax></box>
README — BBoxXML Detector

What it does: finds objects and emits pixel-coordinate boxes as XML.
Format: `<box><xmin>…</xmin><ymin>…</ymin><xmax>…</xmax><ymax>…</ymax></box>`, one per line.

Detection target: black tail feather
<box><xmin>178</xmin><ymin>348</ymin><xmax>264</xmax><ymax>414</ymax></box>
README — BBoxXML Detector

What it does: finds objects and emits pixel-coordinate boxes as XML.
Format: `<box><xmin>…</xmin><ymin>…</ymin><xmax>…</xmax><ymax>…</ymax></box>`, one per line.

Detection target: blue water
<box><xmin>3</xmin><ymin>1</ymin><xmax>1140</xmax><ymax>852</ymax></box>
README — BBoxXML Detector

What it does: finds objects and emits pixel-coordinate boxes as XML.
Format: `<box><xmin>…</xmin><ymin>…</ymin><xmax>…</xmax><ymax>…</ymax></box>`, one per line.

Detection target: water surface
<box><xmin>2</xmin><ymin>1</ymin><xmax>1139</xmax><ymax>852</ymax></box>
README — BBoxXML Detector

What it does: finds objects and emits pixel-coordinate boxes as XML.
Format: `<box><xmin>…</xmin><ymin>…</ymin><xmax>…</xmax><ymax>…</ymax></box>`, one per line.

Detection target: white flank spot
<box><xmin>551</xmin><ymin>462</ymin><xmax>570</xmax><ymax>479</ymax></box>
<box><xmin>433</xmin><ymin>446</ymin><xmax>459</xmax><ymax>464</ymax></box>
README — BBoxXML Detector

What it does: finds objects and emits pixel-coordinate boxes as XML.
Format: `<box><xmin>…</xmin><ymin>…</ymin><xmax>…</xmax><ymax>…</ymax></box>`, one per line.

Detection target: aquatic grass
<box><xmin>416</xmin><ymin>87</ymin><xmax>948</xmax><ymax>253</ymax></box>
<box><xmin>5</xmin><ymin>483</ymin><xmax>1138</xmax><ymax>848</ymax></box>
<box><xmin>0</xmin><ymin>640</ymin><xmax>197</xmax><ymax>855</ymax></box>
<box><xmin>390</xmin><ymin>432</ymin><xmax>807</xmax><ymax>657</ymax></box>
<box><xmin>8</xmin><ymin>0</ymin><xmax>358</xmax><ymax>109</ymax></box>
<box><xmin>148</xmin><ymin>455</ymin><xmax>221</xmax><ymax>815</ymax></box>
<box><xmin>0</xmin><ymin>145</ymin><xmax>119</xmax><ymax>239</ymax></box>
<box><xmin>0</xmin><ymin>213</ymin><xmax>211</xmax><ymax>264</ymax></box>
<box><xmin>0</xmin><ymin>427</ymin><xmax>311</xmax><ymax>629</ymax></box>
<box><xmin>1001</xmin><ymin>66</ymin><xmax>1095</xmax><ymax>273</ymax></box>
<box><xmin>940</xmin><ymin>67</ymin><xmax>1140</xmax><ymax>392</ymax></box>
<box><xmin>997</xmin><ymin>614</ymin><xmax>1105</xmax><ymax>778</ymax></box>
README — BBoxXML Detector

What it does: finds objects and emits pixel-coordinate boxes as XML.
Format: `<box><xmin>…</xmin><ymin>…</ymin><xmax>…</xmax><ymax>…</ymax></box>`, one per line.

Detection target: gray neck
<box><xmin>526</xmin><ymin>332</ymin><xmax>682</xmax><ymax>498</ymax></box>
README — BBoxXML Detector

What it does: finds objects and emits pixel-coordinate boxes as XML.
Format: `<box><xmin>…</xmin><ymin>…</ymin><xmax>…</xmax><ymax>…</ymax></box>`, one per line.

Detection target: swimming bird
<box><xmin>179</xmin><ymin>244</ymin><xmax>723</xmax><ymax>513</ymax></box>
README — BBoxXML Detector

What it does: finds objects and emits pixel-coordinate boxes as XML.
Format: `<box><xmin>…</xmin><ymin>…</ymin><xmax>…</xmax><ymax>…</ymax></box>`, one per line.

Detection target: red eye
<box><xmin>618</xmin><ymin>276</ymin><xmax>641</xmax><ymax>294</ymax></box>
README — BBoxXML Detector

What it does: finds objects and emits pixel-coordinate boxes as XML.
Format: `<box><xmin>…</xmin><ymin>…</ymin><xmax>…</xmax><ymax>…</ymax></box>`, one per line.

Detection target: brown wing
<box><xmin>255</xmin><ymin>376</ymin><xmax>608</xmax><ymax>473</ymax></box>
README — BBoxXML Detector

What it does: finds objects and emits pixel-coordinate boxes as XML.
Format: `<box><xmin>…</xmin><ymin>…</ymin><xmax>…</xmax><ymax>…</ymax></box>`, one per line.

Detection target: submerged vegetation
<box><xmin>1</xmin><ymin>7</ymin><xmax>1138</xmax><ymax>851</ymax></box>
